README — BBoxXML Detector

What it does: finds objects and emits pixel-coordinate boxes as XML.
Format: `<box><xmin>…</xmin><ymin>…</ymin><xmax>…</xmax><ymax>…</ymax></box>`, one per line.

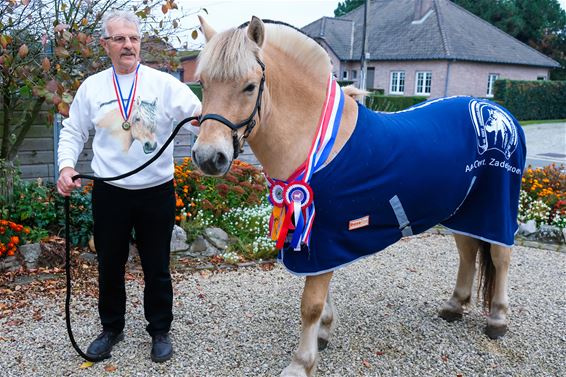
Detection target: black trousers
<box><xmin>92</xmin><ymin>180</ymin><xmax>175</xmax><ymax>336</ymax></box>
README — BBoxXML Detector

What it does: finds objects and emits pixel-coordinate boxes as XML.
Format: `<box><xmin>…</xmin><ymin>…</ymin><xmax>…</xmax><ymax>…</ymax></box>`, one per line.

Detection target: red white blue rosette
<box><xmin>283</xmin><ymin>181</ymin><xmax>314</xmax><ymax>208</ymax></box>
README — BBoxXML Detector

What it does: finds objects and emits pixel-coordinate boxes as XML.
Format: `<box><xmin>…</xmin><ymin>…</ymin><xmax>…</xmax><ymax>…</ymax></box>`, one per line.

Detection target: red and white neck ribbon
<box><xmin>266</xmin><ymin>75</ymin><xmax>345</xmax><ymax>250</ymax></box>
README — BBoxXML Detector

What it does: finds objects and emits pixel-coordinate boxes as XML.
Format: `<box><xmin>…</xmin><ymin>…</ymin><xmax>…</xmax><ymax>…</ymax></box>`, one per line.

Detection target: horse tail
<box><xmin>343</xmin><ymin>85</ymin><xmax>369</xmax><ymax>100</ymax></box>
<box><xmin>477</xmin><ymin>240</ymin><xmax>495</xmax><ymax>310</ymax></box>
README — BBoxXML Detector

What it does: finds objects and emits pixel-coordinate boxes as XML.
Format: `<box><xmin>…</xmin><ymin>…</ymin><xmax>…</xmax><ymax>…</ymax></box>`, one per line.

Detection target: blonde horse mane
<box><xmin>196</xmin><ymin>21</ymin><xmax>332</xmax><ymax>80</ymax></box>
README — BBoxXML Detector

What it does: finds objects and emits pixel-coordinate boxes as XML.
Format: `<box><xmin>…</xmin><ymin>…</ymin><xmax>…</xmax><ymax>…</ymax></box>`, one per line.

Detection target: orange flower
<box><xmin>10</xmin><ymin>236</ymin><xmax>19</xmax><ymax>245</ymax></box>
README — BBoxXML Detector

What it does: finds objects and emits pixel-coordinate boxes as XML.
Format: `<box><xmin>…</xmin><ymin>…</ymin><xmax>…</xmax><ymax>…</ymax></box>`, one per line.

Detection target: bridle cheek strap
<box><xmin>198</xmin><ymin>59</ymin><xmax>266</xmax><ymax>159</ymax></box>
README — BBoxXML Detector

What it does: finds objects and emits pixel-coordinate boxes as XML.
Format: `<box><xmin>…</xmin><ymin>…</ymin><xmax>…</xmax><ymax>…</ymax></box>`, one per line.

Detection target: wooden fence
<box><xmin>2</xmin><ymin>112</ymin><xmax>259</xmax><ymax>183</ymax></box>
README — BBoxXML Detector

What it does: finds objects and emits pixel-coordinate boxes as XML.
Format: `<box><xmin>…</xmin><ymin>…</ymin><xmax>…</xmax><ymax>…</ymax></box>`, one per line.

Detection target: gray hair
<box><xmin>100</xmin><ymin>9</ymin><xmax>141</xmax><ymax>37</ymax></box>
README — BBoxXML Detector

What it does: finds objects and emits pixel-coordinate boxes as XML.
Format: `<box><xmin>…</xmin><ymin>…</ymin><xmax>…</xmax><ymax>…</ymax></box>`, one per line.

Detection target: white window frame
<box><xmin>487</xmin><ymin>73</ymin><xmax>499</xmax><ymax>97</ymax></box>
<box><xmin>390</xmin><ymin>71</ymin><xmax>405</xmax><ymax>94</ymax></box>
<box><xmin>342</xmin><ymin>70</ymin><xmax>348</xmax><ymax>80</ymax></box>
<box><xmin>351</xmin><ymin>69</ymin><xmax>357</xmax><ymax>80</ymax></box>
<box><xmin>415</xmin><ymin>71</ymin><xmax>432</xmax><ymax>95</ymax></box>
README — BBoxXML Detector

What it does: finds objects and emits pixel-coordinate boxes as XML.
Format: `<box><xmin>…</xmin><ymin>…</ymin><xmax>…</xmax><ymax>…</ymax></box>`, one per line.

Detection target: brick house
<box><xmin>179</xmin><ymin>51</ymin><xmax>199</xmax><ymax>83</ymax></box>
<box><xmin>302</xmin><ymin>0</ymin><xmax>560</xmax><ymax>98</ymax></box>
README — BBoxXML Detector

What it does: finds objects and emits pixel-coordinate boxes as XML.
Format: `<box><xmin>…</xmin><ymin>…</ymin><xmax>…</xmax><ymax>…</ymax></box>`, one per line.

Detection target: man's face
<box><xmin>100</xmin><ymin>19</ymin><xmax>141</xmax><ymax>74</ymax></box>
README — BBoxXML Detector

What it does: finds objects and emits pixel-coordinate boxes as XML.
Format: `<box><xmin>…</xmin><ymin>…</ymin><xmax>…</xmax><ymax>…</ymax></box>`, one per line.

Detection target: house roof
<box><xmin>302</xmin><ymin>0</ymin><xmax>560</xmax><ymax>68</ymax></box>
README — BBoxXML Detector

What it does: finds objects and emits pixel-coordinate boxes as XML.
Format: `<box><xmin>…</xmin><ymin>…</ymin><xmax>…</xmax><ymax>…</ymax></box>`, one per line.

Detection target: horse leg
<box><xmin>317</xmin><ymin>289</ymin><xmax>337</xmax><ymax>351</ymax></box>
<box><xmin>281</xmin><ymin>272</ymin><xmax>333</xmax><ymax>377</ymax></box>
<box><xmin>439</xmin><ymin>234</ymin><xmax>479</xmax><ymax>321</ymax></box>
<box><xmin>484</xmin><ymin>244</ymin><xmax>512</xmax><ymax>339</ymax></box>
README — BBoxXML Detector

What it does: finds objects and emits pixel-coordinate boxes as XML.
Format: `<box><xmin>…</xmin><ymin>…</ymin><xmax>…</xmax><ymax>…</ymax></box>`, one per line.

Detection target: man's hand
<box><xmin>57</xmin><ymin>167</ymin><xmax>81</xmax><ymax>196</ymax></box>
<box><xmin>190</xmin><ymin>112</ymin><xmax>201</xmax><ymax>127</ymax></box>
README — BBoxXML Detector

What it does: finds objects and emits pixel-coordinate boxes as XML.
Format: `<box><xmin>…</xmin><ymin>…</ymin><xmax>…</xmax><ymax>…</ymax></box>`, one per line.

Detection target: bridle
<box><xmin>198</xmin><ymin>59</ymin><xmax>266</xmax><ymax>159</ymax></box>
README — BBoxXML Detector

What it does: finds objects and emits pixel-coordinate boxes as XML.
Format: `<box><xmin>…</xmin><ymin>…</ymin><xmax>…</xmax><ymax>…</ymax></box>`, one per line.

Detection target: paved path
<box><xmin>522</xmin><ymin>122</ymin><xmax>566</xmax><ymax>168</ymax></box>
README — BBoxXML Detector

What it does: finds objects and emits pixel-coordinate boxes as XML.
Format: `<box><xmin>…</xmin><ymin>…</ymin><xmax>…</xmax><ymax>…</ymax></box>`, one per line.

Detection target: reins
<box><xmin>64</xmin><ymin>115</ymin><xmax>198</xmax><ymax>361</ymax></box>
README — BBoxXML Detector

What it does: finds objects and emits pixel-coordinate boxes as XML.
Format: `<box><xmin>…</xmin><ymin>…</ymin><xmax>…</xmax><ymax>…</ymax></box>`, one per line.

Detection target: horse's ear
<box><xmin>247</xmin><ymin>16</ymin><xmax>265</xmax><ymax>47</ymax></box>
<box><xmin>198</xmin><ymin>15</ymin><xmax>217</xmax><ymax>42</ymax></box>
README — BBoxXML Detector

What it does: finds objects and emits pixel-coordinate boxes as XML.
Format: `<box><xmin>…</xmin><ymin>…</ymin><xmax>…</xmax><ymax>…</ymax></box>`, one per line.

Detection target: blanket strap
<box><xmin>389</xmin><ymin>195</ymin><xmax>413</xmax><ymax>237</ymax></box>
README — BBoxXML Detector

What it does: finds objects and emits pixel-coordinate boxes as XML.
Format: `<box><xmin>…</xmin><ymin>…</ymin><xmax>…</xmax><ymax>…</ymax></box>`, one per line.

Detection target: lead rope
<box><xmin>64</xmin><ymin>115</ymin><xmax>198</xmax><ymax>361</ymax></box>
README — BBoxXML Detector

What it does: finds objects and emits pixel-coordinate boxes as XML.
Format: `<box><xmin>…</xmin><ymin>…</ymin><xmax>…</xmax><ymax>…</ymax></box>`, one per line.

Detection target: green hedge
<box><xmin>365</xmin><ymin>94</ymin><xmax>428</xmax><ymax>112</ymax></box>
<box><xmin>187</xmin><ymin>83</ymin><xmax>202</xmax><ymax>100</ymax></box>
<box><xmin>494</xmin><ymin>79</ymin><xmax>566</xmax><ymax>121</ymax></box>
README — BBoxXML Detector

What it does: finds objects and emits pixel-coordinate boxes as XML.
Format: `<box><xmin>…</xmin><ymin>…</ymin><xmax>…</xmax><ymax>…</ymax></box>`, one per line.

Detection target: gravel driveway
<box><xmin>1</xmin><ymin>233</ymin><xmax>565</xmax><ymax>376</ymax></box>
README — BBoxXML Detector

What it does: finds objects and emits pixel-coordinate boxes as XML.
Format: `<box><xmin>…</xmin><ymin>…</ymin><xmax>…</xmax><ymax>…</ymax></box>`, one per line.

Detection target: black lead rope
<box><xmin>64</xmin><ymin>115</ymin><xmax>198</xmax><ymax>362</ymax></box>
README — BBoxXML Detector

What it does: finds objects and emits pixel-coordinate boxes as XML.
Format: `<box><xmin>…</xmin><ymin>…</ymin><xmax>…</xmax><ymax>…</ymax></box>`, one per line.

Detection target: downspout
<box><xmin>444</xmin><ymin>60</ymin><xmax>452</xmax><ymax>97</ymax></box>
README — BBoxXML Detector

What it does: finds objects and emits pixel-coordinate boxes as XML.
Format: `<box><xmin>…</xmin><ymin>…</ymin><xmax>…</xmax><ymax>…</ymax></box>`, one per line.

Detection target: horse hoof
<box><xmin>485</xmin><ymin>324</ymin><xmax>507</xmax><ymax>339</ymax></box>
<box><xmin>318</xmin><ymin>338</ymin><xmax>328</xmax><ymax>351</ymax></box>
<box><xmin>438</xmin><ymin>308</ymin><xmax>463</xmax><ymax>322</ymax></box>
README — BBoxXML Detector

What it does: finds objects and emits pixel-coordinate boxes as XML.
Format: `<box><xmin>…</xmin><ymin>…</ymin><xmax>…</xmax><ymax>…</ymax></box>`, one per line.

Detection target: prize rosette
<box><xmin>269</xmin><ymin>183</ymin><xmax>285</xmax><ymax>207</ymax></box>
<box><xmin>283</xmin><ymin>181</ymin><xmax>313</xmax><ymax>208</ymax></box>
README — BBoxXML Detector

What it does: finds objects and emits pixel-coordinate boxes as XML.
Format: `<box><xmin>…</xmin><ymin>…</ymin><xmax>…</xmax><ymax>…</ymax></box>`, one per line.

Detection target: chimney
<box><xmin>413</xmin><ymin>0</ymin><xmax>433</xmax><ymax>22</ymax></box>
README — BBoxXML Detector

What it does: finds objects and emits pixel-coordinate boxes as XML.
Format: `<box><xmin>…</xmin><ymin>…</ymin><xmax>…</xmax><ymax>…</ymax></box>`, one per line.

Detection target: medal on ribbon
<box><xmin>112</xmin><ymin>64</ymin><xmax>140</xmax><ymax>131</ymax></box>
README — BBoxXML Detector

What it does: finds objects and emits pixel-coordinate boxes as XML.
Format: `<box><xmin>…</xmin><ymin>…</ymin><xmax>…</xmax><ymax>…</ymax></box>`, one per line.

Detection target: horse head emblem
<box><xmin>130</xmin><ymin>97</ymin><xmax>158</xmax><ymax>154</ymax></box>
<box><xmin>469</xmin><ymin>100</ymin><xmax>518</xmax><ymax>160</ymax></box>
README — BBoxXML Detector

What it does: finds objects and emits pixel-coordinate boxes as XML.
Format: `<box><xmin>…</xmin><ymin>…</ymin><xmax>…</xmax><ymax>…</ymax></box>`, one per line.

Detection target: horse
<box><xmin>96</xmin><ymin>97</ymin><xmax>158</xmax><ymax>154</ymax></box>
<box><xmin>191</xmin><ymin>16</ymin><xmax>526</xmax><ymax>376</ymax></box>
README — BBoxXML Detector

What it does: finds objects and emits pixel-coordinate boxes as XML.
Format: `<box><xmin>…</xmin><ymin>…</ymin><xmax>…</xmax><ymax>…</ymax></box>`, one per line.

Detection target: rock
<box><xmin>562</xmin><ymin>227</ymin><xmax>566</xmax><ymax>244</ymax></box>
<box><xmin>19</xmin><ymin>243</ymin><xmax>42</xmax><ymax>269</ymax></box>
<box><xmin>79</xmin><ymin>252</ymin><xmax>98</xmax><ymax>263</ymax></box>
<box><xmin>204</xmin><ymin>227</ymin><xmax>229</xmax><ymax>251</ymax></box>
<box><xmin>518</xmin><ymin>220</ymin><xmax>537</xmax><ymax>236</ymax></box>
<box><xmin>189</xmin><ymin>236</ymin><xmax>220</xmax><ymax>257</ymax></box>
<box><xmin>537</xmin><ymin>224</ymin><xmax>563</xmax><ymax>244</ymax></box>
<box><xmin>0</xmin><ymin>255</ymin><xmax>21</xmax><ymax>273</ymax></box>
<box><xmin>171</xmin><ymin>225</ymin><xmax>189</xmax><ymax>252</ymax></box>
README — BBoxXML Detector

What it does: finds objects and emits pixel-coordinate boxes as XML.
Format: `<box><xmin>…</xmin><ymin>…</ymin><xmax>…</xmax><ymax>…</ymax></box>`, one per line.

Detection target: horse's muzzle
<box><xmin>191</xmin><ymin>146</ymin><xmax>231</xmax><ymax>176</ymax></box>
<box><xmin>143</xmin><ymin>142</ymin><xmax>157</xmax><ymax>154</ymax></box>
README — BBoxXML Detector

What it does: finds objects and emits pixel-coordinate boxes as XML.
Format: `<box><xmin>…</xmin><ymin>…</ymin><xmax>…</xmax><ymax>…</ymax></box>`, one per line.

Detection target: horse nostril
<box><xmin>215</xmin><ymin>152</ymin><xmax>228</xmax><ymax>167</ymax></box>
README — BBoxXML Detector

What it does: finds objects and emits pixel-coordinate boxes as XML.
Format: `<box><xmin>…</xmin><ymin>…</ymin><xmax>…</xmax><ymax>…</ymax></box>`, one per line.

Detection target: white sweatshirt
<box><xmin>57</xmin><ymin>64</ymin><xmax>201</xmax><ymax>189</ymax></box>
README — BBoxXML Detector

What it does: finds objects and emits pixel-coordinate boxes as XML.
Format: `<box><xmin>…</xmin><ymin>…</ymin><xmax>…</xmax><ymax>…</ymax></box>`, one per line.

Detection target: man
<box><xmin>57</xmin><ymin>9</ymin><xmax>200</xmax><ymax>363</ymax></box>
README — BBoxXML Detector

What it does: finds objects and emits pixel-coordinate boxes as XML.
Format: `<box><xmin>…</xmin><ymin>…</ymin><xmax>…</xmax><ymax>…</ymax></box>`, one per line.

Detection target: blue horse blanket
<box><xmin>278</xmin><ymin>96</ymin><xmax>526</xmax><ymax>276</ymax></box>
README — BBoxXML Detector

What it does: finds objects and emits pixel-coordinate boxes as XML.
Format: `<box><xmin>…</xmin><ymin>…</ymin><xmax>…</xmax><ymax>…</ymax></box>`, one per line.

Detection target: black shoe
<box><xmin>151</xmin><ymin>333</ymin><xmax>173</xmax><ymax>363</ymax></box>
<box><xmin>85</xmin><ymin>330</ymin><xmax>124</xmax><ymax>361</ymax></box>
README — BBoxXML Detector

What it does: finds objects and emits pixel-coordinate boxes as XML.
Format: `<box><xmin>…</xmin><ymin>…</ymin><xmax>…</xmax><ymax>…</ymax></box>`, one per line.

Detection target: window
<box><xmin>486</xmin><ymin>73</ymin><xmax>499</xmax><ymax>97</ymax></box>
<box><xmin>415</xmin><ymin>71</ymin><xmax>432</xmax><ymax>95</ymax></box>
<box><xmin>537</xmin><ymin>76</ymin><xmax>547</xmax><ymax>80</ymax></box>
<box><xmin>390</xmin><ymin>71</ymin><xmax>405</xmax><ymax>94</ymax></box>
<box><xmin>342</xmin><ymin>71</ymin><xmax>348</xmax><ymax>80</ymax></box>
<box><xmin>351</xmin><ymin>70</ymin><xmax>357</xmax><ymax>79</ymax></box>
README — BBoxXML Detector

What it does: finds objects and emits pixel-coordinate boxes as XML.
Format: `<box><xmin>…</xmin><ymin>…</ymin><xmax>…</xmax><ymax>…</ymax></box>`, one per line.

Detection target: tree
<box><xmin>451</xmin><ymin>0</ymin><xmax>566</xmax><ymax>79</ymax></box>
<box><xmin>0</xmin><ymin>0</ymin><xmax>200</xmax><ymax>163</ymax></box>
<box><xmin>334</xmin><ymin>0</ymin><xmax>364</xmax><ymax>17</ymax></box>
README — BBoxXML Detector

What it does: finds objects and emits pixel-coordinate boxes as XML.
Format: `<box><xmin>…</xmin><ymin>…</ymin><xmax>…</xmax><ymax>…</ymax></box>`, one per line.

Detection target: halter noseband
<box><xmin>198</xmin><ymin>59</ymin><xmax>266</xmax><ymax>159</ymax></box>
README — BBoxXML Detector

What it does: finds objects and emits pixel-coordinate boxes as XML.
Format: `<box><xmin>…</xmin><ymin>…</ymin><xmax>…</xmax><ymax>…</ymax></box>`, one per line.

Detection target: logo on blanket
<box><xmin>469</xmin><ymin>100</ymin><xmax>518</xmax><ymax>159</ymax></box>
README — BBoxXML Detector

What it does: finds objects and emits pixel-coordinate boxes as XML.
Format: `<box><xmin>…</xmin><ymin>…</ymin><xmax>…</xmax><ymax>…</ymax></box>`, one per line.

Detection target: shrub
<box><xmin>366</xmin><ymin>94</ymin><xmax>428</xmax><ymax>112</ymax></box>
<box><xmin>521</xmin><ymin>164</ymin><xmax>565</xmax><ymax>227</ymax></box>
<box><xmin>174</xmin><ymin>158</ymin><xmax>276</xmax><ymax>260</ymax></box>
<box><xmin>0</xmin><ymin>220</ymin><xmax>30</xmax><ymax>257</ymax></box>
<box><xmin>174</xmin><ymin>158</ymin><xmax>266</xmax><ymax>222</ymax></box>
<box><xmin>494</xmin><ymin>80</ymin><xmax>566</xmax><ymax>121</ymax></box>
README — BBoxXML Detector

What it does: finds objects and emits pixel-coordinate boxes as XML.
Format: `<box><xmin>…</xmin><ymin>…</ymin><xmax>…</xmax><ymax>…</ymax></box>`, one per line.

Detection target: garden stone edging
<box><xmin>3</xmin><ymin>223</ymin><xmax>564</xmax><ymax>274</ymax></box>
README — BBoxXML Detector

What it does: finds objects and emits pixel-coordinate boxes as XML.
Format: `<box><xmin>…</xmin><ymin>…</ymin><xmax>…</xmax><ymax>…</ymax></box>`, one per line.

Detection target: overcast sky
<box><xmin>176</xmin><ymin>0</ymin><xmax>336</xmax><ymax>47</ymax></box>
<box><xmin>176</xmin><ymin>0</ymin><xmax>566</xmax><ymax>48</ymax></box>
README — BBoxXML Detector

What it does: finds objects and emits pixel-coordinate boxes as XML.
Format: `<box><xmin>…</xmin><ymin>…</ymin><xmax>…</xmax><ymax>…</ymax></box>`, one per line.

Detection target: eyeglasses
<box><xmin>104</xmin><ymin>35</ymin><xmax>141</xmax><ymax>44</ymax></box>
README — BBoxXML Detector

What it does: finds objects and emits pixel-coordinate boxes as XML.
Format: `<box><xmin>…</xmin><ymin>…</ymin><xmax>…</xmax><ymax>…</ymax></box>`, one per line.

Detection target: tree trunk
<box><xmin>0</xmin><ymin>159</ymin><xmax>16</xmax><ymax>207</ymax></box>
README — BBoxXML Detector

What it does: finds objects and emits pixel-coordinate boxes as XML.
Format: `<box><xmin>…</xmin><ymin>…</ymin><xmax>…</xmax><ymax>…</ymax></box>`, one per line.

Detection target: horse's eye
<box><xmin>244</xmin><ymin>84</ymin><xmax>255</xmax><ymax>93</ymax></box>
